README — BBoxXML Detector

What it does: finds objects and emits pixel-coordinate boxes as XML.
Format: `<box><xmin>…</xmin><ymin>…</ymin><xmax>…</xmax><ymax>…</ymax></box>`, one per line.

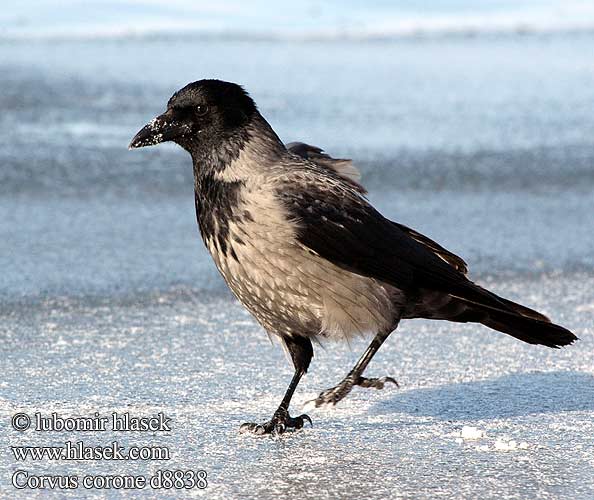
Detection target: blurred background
<box><xmin>2</xmin><ymin>3</ymin><xmax>594</xmax><ymax>499</ymax></box>
<box><xmin>1</xmin><ymin>0</ymin><xmax>594</xmax><ymax>302</ymax></box>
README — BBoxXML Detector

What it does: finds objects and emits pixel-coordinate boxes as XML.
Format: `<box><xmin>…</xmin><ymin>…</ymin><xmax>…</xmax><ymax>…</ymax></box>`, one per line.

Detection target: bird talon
<box><xmin>273</xmin><ymin>423</ymin><xmax>286</xmax><ymax>436</ymax></box>
<box><xmin>239</xmin><ymin>422</ymin><xmax>264</xmax><ymax>435</ymax></box>
<box><xmin>355</xmin><ymin>375</ymin><xmax>400</xmax><ymax>390</ymax></box>
<box><xmin>385</xmin><ymin>376</ymin><xmax>400</xmax><ymax>388</ymax></box>
<box><xmin>239</xmin><ymin>411</ymin><xmax>312</xmax><ymax>436</ymax></box>
<box><xmin>300</xmin><ymin>414</ymin><xmax>313</xmax><ymax>427</ymax></box>
<box><xmin>309</xmin><ymin>383</ymin><xmax>352</xmax><ymax>408</ymax></box>
<box><xmin>290</xmin><ymin>414</ymin><xmax>312</xmax><ymax>429</ymax></box>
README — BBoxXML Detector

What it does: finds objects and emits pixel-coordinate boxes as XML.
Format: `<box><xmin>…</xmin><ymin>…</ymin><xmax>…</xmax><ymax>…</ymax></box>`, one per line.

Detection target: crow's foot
<box><xmin>306</xmin><ymin>377</ymin><xmax>355</xmax><ymax>408</ymax></box>
<box><xmin>239</xmin><ymin>408</ymin><xmax>312</xmax><ymax>436</ymax></box>
<box><xmin>307</xmin><ymin>375</ymin><xmax>398</xmax><ymax>408</ymax></box>
<box><xmin>356</xmin><ymin>376</ymin><xmax>399</xmax><ymax>390</ymax></box>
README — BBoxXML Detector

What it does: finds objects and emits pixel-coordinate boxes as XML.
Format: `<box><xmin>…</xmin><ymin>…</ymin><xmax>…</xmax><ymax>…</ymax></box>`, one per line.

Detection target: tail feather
<box><xmin>453</xmin><ymin>296</ymin><xmax>577</xmax><ymax>348</ymax></box>
<box><xmin>473</xmin><ymin>285</ymin><xmax>551</xmax><ymax>323</ymax></box>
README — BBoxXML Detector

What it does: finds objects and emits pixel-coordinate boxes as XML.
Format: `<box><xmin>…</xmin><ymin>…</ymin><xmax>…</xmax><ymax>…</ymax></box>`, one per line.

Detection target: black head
<box><xmin>129</xmin><ymin>79</ymin><xmax>258</xmax><ymax>158</ymax></box>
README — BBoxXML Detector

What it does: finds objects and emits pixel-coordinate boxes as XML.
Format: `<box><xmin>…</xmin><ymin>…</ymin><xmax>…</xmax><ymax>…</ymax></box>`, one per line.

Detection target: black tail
<box><xmin>452</xmin><ymin>295</ymin><xmax>577</xmax><ymax>348</ymax></box>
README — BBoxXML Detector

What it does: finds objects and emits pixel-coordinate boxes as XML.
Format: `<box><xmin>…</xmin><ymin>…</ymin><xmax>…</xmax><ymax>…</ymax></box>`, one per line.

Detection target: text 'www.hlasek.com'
<box><xmin>9</xmin><ymin>411</ymin><xmax>208</xmax><ymax>491</ymax></box>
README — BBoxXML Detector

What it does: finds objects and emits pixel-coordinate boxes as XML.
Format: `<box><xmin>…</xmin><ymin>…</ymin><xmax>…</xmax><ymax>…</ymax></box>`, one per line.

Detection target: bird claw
<box><xmin>307</xmin><ymin>374</ymin><xmax>399</xmax><ymax>408</ymax></box>
<box><xmin>294</xmin><ymin>413</ymin><xmax>313</xmax><ymax>428</ymax></box>
<box><xmin>239</xmin><ymin>411</ymin><xmax>312</xmax><ymax>436</ymax></box>
<box><xmin>239</xmin><ymin>422</ymin><xmax>268</xmax><ymax>435</ymax></box>
<box><xmin>355</xmin><ymin>376</ymin><xmax>399</xmax><ymax>390</ymax></box>
<box><xmin>306</xmin><ymin>382</ymin><xmax>353</xmax><ymax>408</ymax></box>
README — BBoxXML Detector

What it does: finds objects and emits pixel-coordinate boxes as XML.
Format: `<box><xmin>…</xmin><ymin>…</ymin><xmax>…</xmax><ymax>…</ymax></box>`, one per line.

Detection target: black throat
<box><xmin>188</xmin><ymin>114</ymin><xmax>251</xmax><ymax>258</ymax></box>
<box><xmin>194</xmin><ymin>166</ymin><xmax>245</xmax><ymax>259</ymax></box>
<box><xmin>190</xmin><ymin>113</ymin><xmax>285</xmax><ymax>260</ymax></box>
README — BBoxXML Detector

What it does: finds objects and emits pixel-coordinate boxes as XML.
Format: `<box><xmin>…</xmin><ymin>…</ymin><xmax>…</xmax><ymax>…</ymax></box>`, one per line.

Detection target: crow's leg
<box><xmin>308</xmin><ymin>329</ymin><xmax>397</xmax><ymax>408</ymax></box>
<box><xmin>239</xmin><ymin>368</ymin><xmax>312</xmax><ymax>436</ymax></box>
<box><xmin>240</xmin><ymin>335</ymin><xmax>314</xmax><ymax>436</ymax></box>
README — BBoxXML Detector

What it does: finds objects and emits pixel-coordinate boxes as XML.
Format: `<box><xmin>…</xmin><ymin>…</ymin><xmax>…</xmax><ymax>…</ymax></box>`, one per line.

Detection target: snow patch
<box><xmin>493</xmin><ymin>438</ymin><xmax>529</xmax><ymax>451</ymax></box>
<box><xmin>459</xmin><ymin>426</ymin><xmax>486</xmax><ymax>440</ymax></box>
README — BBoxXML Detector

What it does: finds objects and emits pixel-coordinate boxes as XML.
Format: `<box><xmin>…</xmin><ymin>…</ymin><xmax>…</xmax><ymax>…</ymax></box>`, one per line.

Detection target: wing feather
<box><xmin>276</xmin><ymin>168</ymin><xmax>510</xmax><ymax>311</ymax></box>
<box><xmin>285</xmin><ymin>143</ymin><xmax>467</xmax><ymax>273</ymax></box>
<box><xmin>275</xmin><ymin>164</ymin><xmax>576</xmax><ymax>347</ymax></box>
<box><xmin>391</xmin><ymin>222</ymin><xmax>468</xmax><ymax>275</ymax></box>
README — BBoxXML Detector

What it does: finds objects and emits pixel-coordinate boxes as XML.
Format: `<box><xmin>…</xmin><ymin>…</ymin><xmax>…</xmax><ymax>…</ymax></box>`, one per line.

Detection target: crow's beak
<box><xmin>128</xmin><ymin>110</ymin><xmax>191</xmax><ymax>149</ymax></box>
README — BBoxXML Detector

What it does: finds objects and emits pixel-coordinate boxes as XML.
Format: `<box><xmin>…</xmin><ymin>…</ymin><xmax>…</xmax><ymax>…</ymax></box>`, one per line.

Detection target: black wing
<box><xmin>286</xmin><ymin>142</ymin><xmax>468</xmax><ymax>272</ymax></box>
<box><xmin>285</xmin><ymin>142</ymin><xmax>366</xmax><ymax>194</ymax></box>
<box><xmin>277</xmin><ymin>167</ymin><xmax>577</xmax><ymax>347</ymax></box>
<box><xmin>278</xmin><ymin>173</ymin><xmax>487</xmax><ymax>302</ymax></box>
<box><xmin>390</xmin><ymin>221</ymin><xmax>468</xmax><ymax>275</ymax></box>
<box><xmin>277</xmin><ymin>169</ymin><xmax>553</xmax><ymax>313</ymax></box>
<box><xmin>276</xmin><ymin>169</ymin><xmax>577</xmax><ymax>347</ymax></box>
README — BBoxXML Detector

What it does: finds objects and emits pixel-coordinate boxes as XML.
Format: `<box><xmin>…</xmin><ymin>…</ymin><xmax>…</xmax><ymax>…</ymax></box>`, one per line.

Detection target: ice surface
<box><xmin>1</xmin><ymin>30</ymin><xmax>594</xmax><ymax>500</ymax></box>
<box><xmin>1</xmin><ymin>282</ymin><xmax>593</xmax><ymax>499</ymax></box>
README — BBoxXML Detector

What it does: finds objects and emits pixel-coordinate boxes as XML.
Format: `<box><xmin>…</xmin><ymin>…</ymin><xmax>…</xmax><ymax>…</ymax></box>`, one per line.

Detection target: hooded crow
<box><xmin>130</xmin><ymin>79</ymin><xmax>577</xmax><ymax>435</ymax></box>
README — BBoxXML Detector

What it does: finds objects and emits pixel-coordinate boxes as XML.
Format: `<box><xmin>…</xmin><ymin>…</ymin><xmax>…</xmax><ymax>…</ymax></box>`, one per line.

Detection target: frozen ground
<box><xmin>1</xmin><ymin>277</ymin><xmax>593</xmax><ymax>499</ymax></box>
<box><xmin>1</xmin><ymin>28</ymin><xmax>594</xmax><ymax>499</ymax></box>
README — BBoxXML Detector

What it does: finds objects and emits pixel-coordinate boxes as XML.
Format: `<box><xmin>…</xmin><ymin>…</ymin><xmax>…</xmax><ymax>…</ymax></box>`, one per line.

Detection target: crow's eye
<box><xmin>196</xmin><ymin>105</ymin><xmax>209</xmax><ymax>117</ymax></box>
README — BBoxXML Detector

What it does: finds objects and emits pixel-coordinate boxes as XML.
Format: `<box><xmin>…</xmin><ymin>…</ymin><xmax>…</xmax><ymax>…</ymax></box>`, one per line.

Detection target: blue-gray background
<box><xmin>1</xmin><ymin>2</ymin><xmax>593</xmax><ymax>499</ymax></box>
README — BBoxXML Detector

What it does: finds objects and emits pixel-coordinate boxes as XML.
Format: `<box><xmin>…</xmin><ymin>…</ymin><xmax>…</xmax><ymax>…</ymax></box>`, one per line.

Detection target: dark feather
<box><xmin>194</xmin><ymin>173</ymin><xmax>245</xmax><ymax>258</ymax></box>
<box><xmin>286</xmin><ymin>143</ymin><xmax>467</xmax><ymax>273</ymax></box>
<box><xmin>279</xmin><ymin>171</ymin><xmax>577</xmax><ymax>347</ymax></box>
<box><xmin>282</xmin><ymin>177</ymin><xmax>486</xmax><ymax>300</ymax></box>
<box><xmin>448</xmin><ymin>296</ymin><xmax>576</xmax><ymax>348</ymax></box>
<box><xmin>286</xmin><ymin>142</ymin><xmax>367</xmax><ymax>194</ymax></box>
<box><xmin>391</xmin><ymin>222</ymin><xmax>468</xmax><ymax>275</ymax></box>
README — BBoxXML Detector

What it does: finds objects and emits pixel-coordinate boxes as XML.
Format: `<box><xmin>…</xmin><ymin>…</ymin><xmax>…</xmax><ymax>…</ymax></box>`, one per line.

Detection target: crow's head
<box><xmin>129</xmin><ymin>79</ymin><xmax>258</xmax><ymax>158</ymax></box>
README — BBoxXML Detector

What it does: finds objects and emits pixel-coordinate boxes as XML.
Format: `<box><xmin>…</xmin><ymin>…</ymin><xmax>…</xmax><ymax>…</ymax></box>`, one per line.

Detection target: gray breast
<box><xmin>204</xmin><ymin>184</ymin><xmax>402</xmax><ymax>340</ymax></box>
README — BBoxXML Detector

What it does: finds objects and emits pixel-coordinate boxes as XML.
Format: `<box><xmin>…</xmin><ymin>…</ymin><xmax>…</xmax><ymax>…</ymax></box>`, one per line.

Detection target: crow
<box><xmin>130</xmin><ymin>79</ymin><xmax>577</xmax><ymax>435</ymax></box>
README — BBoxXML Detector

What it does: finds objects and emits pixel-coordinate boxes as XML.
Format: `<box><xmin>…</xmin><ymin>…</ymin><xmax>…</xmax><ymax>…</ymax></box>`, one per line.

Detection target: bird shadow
<box><xmin>370</xmin><ymin>371</ymin><xmax>594</xmax><ymax>420</ymax></box>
